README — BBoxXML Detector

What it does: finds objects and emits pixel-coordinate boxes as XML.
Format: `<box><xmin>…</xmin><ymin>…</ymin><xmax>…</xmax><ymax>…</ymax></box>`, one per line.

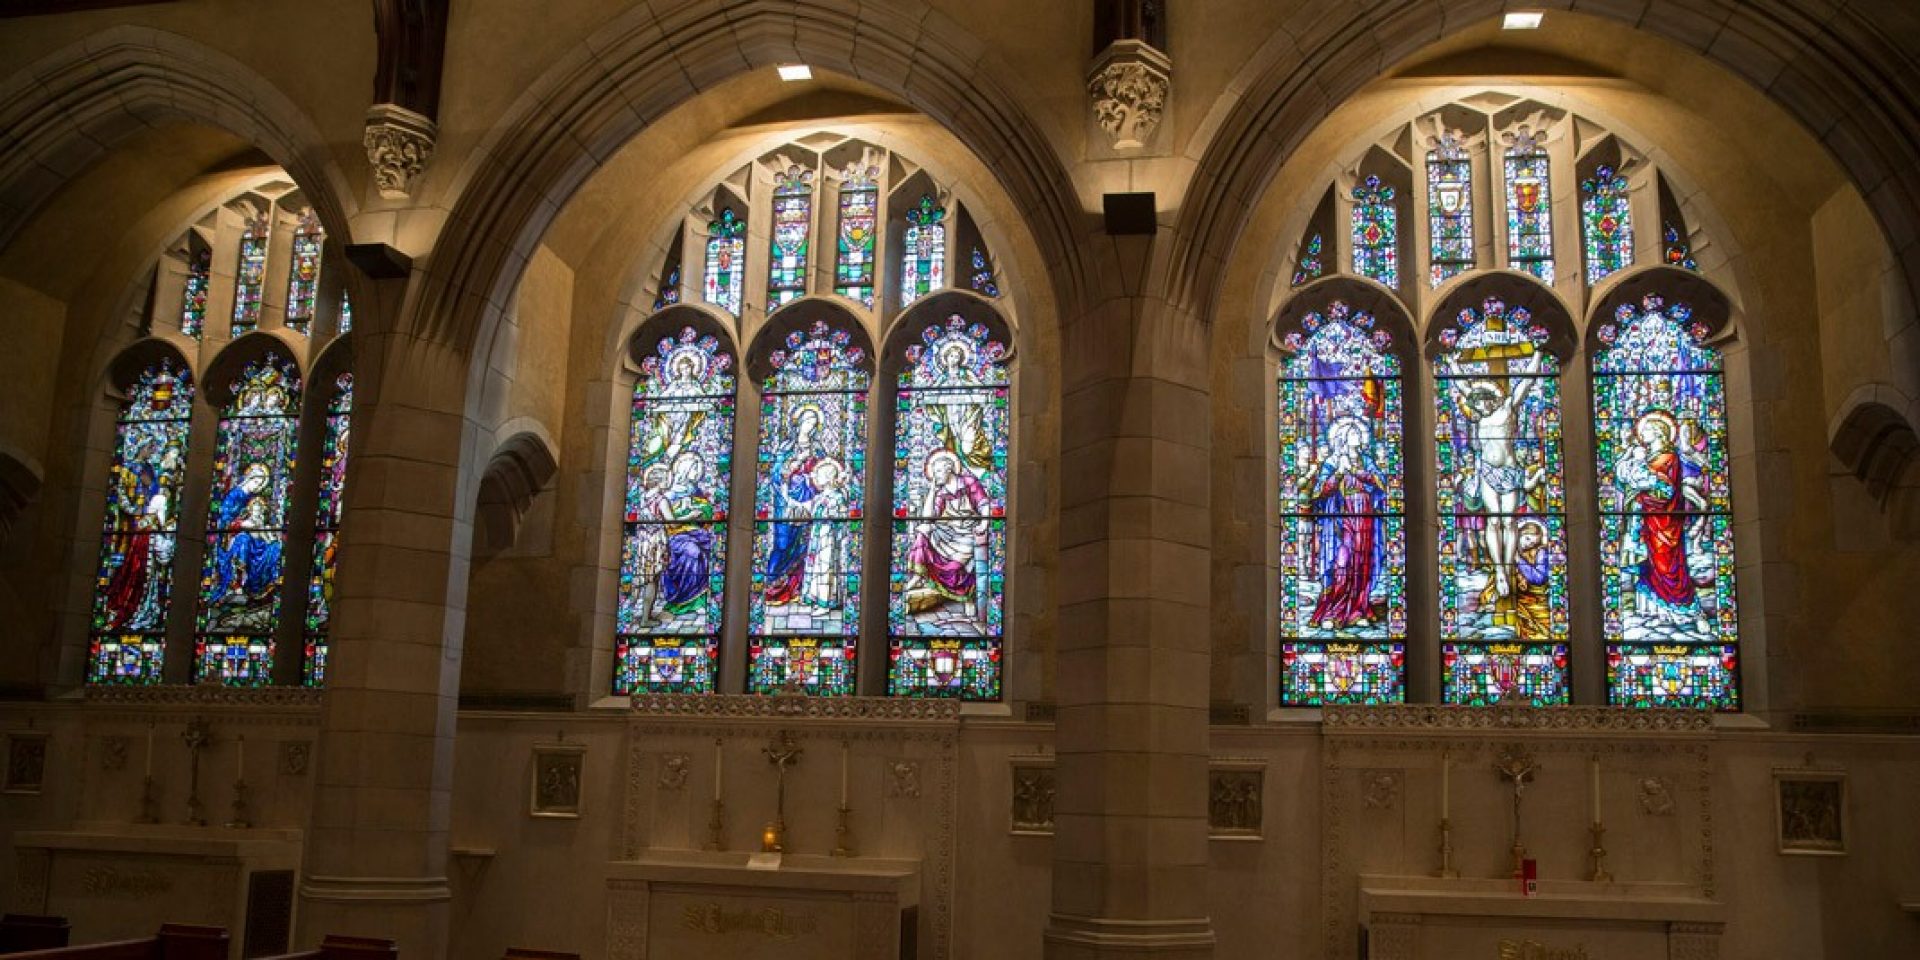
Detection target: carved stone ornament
<box><xmin>1208</xmin><ymin>767</ymin><xmax>1263</xmax><ymax>837</ymax></box>
<box><xmin>1010</xmin><ymin>761</ymin><xmax>1055</xmax><ymax>834</ymax></box>
<box><xmin>363</xmin><ymin>102</ymin><xmax>439</xmax><ymax>200</ymax></box>
<box><xmin>530</xmin><ymin>740</ymin><xmax>586</xmax><ymax>819</ymax></box>
<box><xmin>1362</xmin><ymin>768</ymin><xmax>1401</xmax><ymax>811</ymax></box>
<box><xmin>1638</xmin><ymin>774</ymin><xmax>1676</xmax><ymax>816</ymax></box>
<box><xmin>4</xmin><ymin>731</ymin><xmax>48</xmax><ymax>795</ymax></box>
<box><xmin>280</xmin><ymin>740</ymin><xmax>311</xmax><ymax>776</ymax></box>
<box><xmin>1087</xmin><ymin>39</ymin><xmax>1170</xmax><ymax>151</ymax></box>
<box><xmin>657</xmin><ymin>752</ymin><xmax>690</xmax><ymax>791</ymax></box>
<box><xmin>1774</xmin><ymin>769</ymin><xmax>1846</xmax><ymax>855</ymax></box>
<box><xmin>885</xmin><ymin>759</ymin><xmax>921</xmax><ymax>799</ymax></box>
<box><xmin>99</xmin><ymin>735</ymin><xmax>128</xmax><ymax>772</ymax></box>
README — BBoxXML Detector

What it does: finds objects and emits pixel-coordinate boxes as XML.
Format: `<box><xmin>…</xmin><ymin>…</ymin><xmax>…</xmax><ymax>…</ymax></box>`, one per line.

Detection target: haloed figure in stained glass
<box><xmin>1612</xmin><ymin>408</ymin><xmax>1713</xmax><ymax>638</ymax></box>
<box><xmin>102</xmin><ymin>428</ymin><xmax>186</xmax><ymax>630</ymax></box>
<box><xmin>1441</xmin><ymin>348</ymin><xmax>1549</xmax><ymax>623</ymax></box>
<box><xmin>764</xmin><ymin>405</ymin><xmax>854</xmax><ymax>613</ymax></box>
<box><xmin>1306</xmin><ymin>416</ymin><xmax>1388</xmax><ymax>630</ymax></box>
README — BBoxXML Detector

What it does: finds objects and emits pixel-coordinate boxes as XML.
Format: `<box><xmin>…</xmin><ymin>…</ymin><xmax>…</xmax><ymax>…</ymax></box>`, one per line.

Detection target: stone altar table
<box><xmin>13</xmin><ymin>823</ymin><xmax>303</xmax><ymax>959</ymax></box>
<box><xmin>605</xmin><ymin>850</ymin><xmax>919</xmax><ymax>960</ymax></box>
<box><xmin>1358</xmin><ymin>876</ymin><xmax>1724</xmax><ymax>959</ymax></box>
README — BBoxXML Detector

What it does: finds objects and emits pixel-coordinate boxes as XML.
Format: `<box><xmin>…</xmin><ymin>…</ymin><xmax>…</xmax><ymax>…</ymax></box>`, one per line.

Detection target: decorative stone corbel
<box><xmin>362</xmin><ymin>102</ymin><xmax>438</xmax><ymax>200</ymax></box>
<box><xmin>1087</xmin><ymin>38</ymin><xmax>1170</xmax><ymax>151</ymax></box>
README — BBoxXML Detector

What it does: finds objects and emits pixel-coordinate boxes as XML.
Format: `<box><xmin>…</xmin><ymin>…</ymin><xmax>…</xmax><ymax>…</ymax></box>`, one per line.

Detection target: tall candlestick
<box><xmin>144</xmin><ymin>722</ymin><xmax>154</xmax><ymax>777</ymax></box>
<box><xmin>1440</xmin><ymin>751</ymin><xmax>1450</xmax><ymax>820</ymax></box>
<box><xmin>713</xmin><ymin>738</ymin><xmax>723</xmax><ymax>799</ymax></box>
<box><xmin>1589</xmin><ymin>754</ymin><xmax>1600</xmax><ymax>822</ymax></box>
<box><xmin>839</xmin><ymin>740</ymin><xmax>849</xmax><ymax>806</ymax></box>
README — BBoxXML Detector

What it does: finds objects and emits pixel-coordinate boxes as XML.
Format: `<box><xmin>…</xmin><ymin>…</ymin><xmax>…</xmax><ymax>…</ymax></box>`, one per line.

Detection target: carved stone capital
<box><xmin>362</xmin><ymin>103</ymin><xmax>438</xmax><ymax>200</ymax></box>
<box><xmin>1087</xmin><ymin>39</ymin><xmax>1170</xmax><ymax>151</ymax></box>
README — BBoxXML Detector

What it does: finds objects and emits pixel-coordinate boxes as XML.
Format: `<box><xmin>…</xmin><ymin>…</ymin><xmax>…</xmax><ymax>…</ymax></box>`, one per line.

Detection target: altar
<box><xmin>606</xmin><ymin>851</ymin><xmax>919</xmax><ymax>960</ymax></box>
<box><xmin>1358</xmin><ymin>876</ymin><xmax>1724</xmax><ymax>959</ymax></box>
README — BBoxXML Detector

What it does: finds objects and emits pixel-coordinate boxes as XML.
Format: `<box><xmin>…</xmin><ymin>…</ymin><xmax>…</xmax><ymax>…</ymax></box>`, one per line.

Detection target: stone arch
<box><xmin>0</xmin><ymin>442</ymin><xmax>42</xmax><ymax>548</ymax></box>
<box><xmin>0</xmin><ymin>25</ymin><xmax>355</xmax><ymax>253</ymax></box>
<box><xmin>202</xmin><ymin>331</ymin><xmax>308</xmax><ymax>405</ymax></box>
<box><xmin>415</xmin><ymin>0</ymin><xmax>1086</xmax><ymax>361</ymax></box>
<box><xmin>1829</xmin><ymin>382</ymin><xmax>1920</xmax><ymax>540</ymax></box>
<box><xmin>475</xmin><ymin>423</ymin><xmax>561</xmax><ymax>558</ymax></box>
<box><xmin>1585</xmin><ymin>265</ymin><xmax>1739</xmax><ymax>350</ymax></box>
<box><xmin>1423</xmin><ymin>271</ymin><xmax>1578</xmax><ymax>363</ymax></box>
<box><xmin>1176</xmin><ymin>0</ymin><xmax>1920</xmax><ymax>368</ymax></box>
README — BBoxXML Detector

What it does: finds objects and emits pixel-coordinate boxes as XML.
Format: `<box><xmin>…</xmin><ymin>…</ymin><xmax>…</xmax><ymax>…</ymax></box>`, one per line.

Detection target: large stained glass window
<box><xmin>303</xmin><ymin>372</ymin><xmax>351</xmax><ymax>687</ymax></box>
<box><xmin>1276</xmin><ymin>302</ymin><xmax>1407</xmax><ymax>705</ymax></box>
<box><xmin>900</xmin><ymin>194</ymin><xmax>946</xmax><ymax>307</ymax></box>
<box><xmin>836</xmin><ymin>162</ymin><xmax>879</xmax><ymax>307</ymax></box>
<box><xmin>767</xmin><ymin>166</ymin><xmax>814</xmax><ymax>312</ymax></box>
<box><xmin>617</xmin><ymin>328</ymin><xmax>735</xmax><ymax>695</ymax></box>
<box><xmin>181</xmin><ymin>248</ymin><xmax>210</xmax><ymax>339</ymax></box>
<box><xmin>749</xmin><ymin>320</ymin><xmax>868</xmax><ymax>695</ymax></box>
<box><xmin>1581</xmin><ymin>165</ymin><xmax>1633</xmax><ymax>285</ymax></box>
<box><xmin>284</xmin><ymin>211</ymin><xmax>325</xmax><ymax>334</ymax></box>
<box><xmin>1434</xmin><ymin>298</ymin><xmax>1569</xmax><ymax>705</ymax></box>
<box><xmin>231</xmin><ymin>216</ymin><xmax>271</xmax><ymax>336</ymax></box>
<box><xmin>1592</xmin><ymin>294</ymin><xmax>1739</xmax><ymax>709</ymax></box>
<box><xmin>703</xmin><ymin>208</ymin><xmax>746</xmax><ymax>317</ymax></box>
<box><xmin>1504</xmin><ymin>134</ymin><xmax>1554</xmax><ymax>283</ymax></box>
<box><xmin>1291</xmin><ymin>233</ymin><xmax>1325</xmax><ymax>288</ymax></box>
<box><xmin>195</xmin><ymin>353</ymin><xmax>301</xmax><ymax>685</ymax></box>
<box><xmin>888</xmin><ymin>315</ymin><xmax>1010</xmax><ymax>699</ymax></box>
<box><xmin>1350</xmin><ymin>175</ymin><xmax>1398</xmax><ymax>289</ymax></box>
<box><xmin>1427</xmin><ymin>136</ymin><xmax>1474</xmax><ymax>286</ymax></box>
<box><xmin>89</xmin><ymin>360</ymin><xmax>194</xmax><ymax>684</ymax></box>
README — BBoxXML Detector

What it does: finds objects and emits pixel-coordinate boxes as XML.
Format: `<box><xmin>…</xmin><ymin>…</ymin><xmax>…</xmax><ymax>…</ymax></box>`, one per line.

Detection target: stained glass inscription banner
<box><xmin>196</xmin><ymin>353</ymin><xmax>301</xmax><ymax>685</ymax></box>
<box><xmin>89</xmin><ymin>360</ymin><xmax>194</xmax><ymax>684</ymax></box>
<box><xmin>1275</xmin><ymin>301</ymin><xmax>1406</xmax><ymax>705</ymax></box>
<box><xmin>889</xmin><ymin>315</ymin><xmax>1011</xmax><ymax>699</ymax></box>
<box><xmin>1593</xmin><ymin>294</ymin><xmax>1739</xmax><ymax>709</ymax></box>
<box><xmin>1434</xmin><ymin>298</ymin><xmax>1569</xmax><ymax>705</ymax></box>
<box><xmin>750</xmin><ymin>320</ymin><xmax>869</xmax><ymax>696</ymax></box>
<box><xmin>617</xmin><ymin>327</ymin><xmax>735</xmax><ymax>695</ymax></box>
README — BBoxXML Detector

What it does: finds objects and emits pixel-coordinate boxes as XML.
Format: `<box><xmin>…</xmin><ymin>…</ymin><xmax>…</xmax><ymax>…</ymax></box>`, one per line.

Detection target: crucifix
<box><xmin>762</xmin><ymin>730</ymin><xmax>803</xmax><ymax>853</ymax></box>
<box><xmin>1445</xmin><ymin>313</ymin><xmax>1545</xmax><ymax>631</ymax></box>
<box><xmin>1492</xmin><ymin>747</ymin><xmax>1539</xmax><ymax>878</ymax></box>
<box><xmin>181</xmin><ymin>717</ymin><xmax>212</xmax><ymax>826</ymax></box>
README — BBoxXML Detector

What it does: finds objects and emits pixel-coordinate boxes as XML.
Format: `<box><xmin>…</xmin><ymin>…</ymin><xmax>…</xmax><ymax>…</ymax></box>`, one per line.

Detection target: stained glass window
<box><xmin>1276</xmin><ymin>302</ymin><xmax>1406</xmax><ymax>705</ymax></box>
<box><xmin>196</xmin><ymin>353</ymin><xmax>301</xmax><ymax>685</ymax></box>
<box><xmin>1592</xmin><ymin>294</ymin><xmax>1739</xmax><ymax>709</ymax></box>
<box><xmin>1291</xmin><ymin>233</ymin><xmax>1325</xmax><ymax>287</ymax></box>
<box><xmin>1427</xmin><ymin>136</ymin><xmax>1474</xmax><ymax>286</ymax></box>
<box><xmin>888</xmin><ymin>316</ymin><xmax>1010</xmax><ymax>699</ymax></box>
<box><xmin>181</xmin><ymin>248</ymin><xmax>210</xmax><ymax>339</ymax></box>
<box><xmin>969</xmin><ymin>246</ymin><xmax>1000</xmax><ymax>297</ymax></box>
<box><xmin>88</xmin><ymin>360</ymin><xmax>194</xmax><ymax>684</ymax></box>
<box><xmin>1663</xmin><ymin>223</ymin><xmax>1698</xmax><ymax>271</ymax></box>
<box><xmin>900</xmin><ymin>194</ymin><xmax>946</xmax><ymax>307</ymax></box>
<box><xmin>1581</xmin><ymin>165</ymin><xmax>1633</xmax><ymax>284</ymax></box>
<box><xmin>303</xmin><ymin>372</ymin><xmax>351</xmax><ymax>687</ymax></box>
<box><xmin>616</xmin><ymin>327</ymin><xmax>736</xmax><ymax>695</ymax></box>
<box><xmin>767</xmin><ymin>165</ymin><xmax>814</xmax><ymax>312</ymax></box>
<box><xmin>337</xmin><ymin>292</ymin><xmax>353</xmax><ymax>334</ymax></box>
<box><xmin>749</xmin><ymin>319</ymin><xmax>868</xmax><ymax>695</ymax></box>
<box><xmin>284</xmin><ymin>211</ymin><xmax>324</xmax><ymax>334</ymax></box>
<box><xmin>836</xmin><ymin>163</ymin><xmax>879</xmax><ymax>307</ymax></box>
<box><xmin>703</xmin><ymin>208</ymin><xmax>746</xmax><ymax>317</ymax></box>
<box><xmin>231</xmin><ymin>215</ymin><xmax>271</xmax><ymax>336</ymax></box>
<box><xmin>1504</xmin><ymin>134</ymin><xmax>1554</xmax><ymax>284</ymax></box>
<box><xmin>1350</xmin><ymin>175</ymin><xmax>1398</xmax><ymax>288</ymax></box>
<box><xmin>1434</xmin><ymin>298</ymin><xmax>1569</xmax><ymax>705</ymax></box>
<box><xmin>653</xmin><ymin>264</ymin><xmax>681</xmax><ymax>310</ymax></box>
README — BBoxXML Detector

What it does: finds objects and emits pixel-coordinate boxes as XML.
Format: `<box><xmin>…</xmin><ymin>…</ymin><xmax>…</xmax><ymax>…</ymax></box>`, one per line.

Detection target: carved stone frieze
<box><xmin>84</xmin><ymin>684</ymin><xmax>323</xmax><ymax>710</ymax></box>
<box><xmin>630</xmin><ymin>692</ymin><xmax>959</xmax><ymax>724</ymax></box>
<box><xmin>1087</xmin><ymin>39</ymin><xmax>1170</xmax><ymax>151</ymax></box>
<box><xmin>363</xmin><ymin>102</ymin><xmax>438</xmax><ymax>200</ymax></box>
<box><xmin>1322</xmin><ymin>703</ymin><xmax>1712</xmax><ymax>734</ymax></box>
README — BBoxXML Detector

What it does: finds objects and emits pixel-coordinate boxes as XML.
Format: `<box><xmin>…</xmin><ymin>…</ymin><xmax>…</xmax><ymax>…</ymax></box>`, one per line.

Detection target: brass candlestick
<box><xmin>1433</xmin><ymin>817</ymin><xmax>1458</xmax><ymax>878</ymax></box>
<box><xmin>135</xmin><ymin>774</ymin><xmax>159</xmax><ymax>824</ymax></box>
<box><xmin>832</xmin><ymin>804</ymin><xmax>857</xmax><ymax>858</ymax></box>
<box><xmin>226</xmin><ymin>779</ymin><xmax>252</xmax><ymax>829</ymax></box>
<box><xmin>1587</xmin><ymin>821</ymin><xmax>1613</xmax><ymax>882</ymax></box>
<box><xmin>704</xmin><ymin>799</ymin><xmax>727</xmax><ymax>851</ymax></box>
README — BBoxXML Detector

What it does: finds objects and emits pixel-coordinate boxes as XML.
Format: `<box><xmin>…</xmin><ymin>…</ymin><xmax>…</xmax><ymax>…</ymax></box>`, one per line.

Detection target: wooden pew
<box><xmin>1</xmin><ymin>924</ymin><xmax>226</xmax><ymax>960</ymax></box>
<box><xmin>0</xmin><ymin>915</ymin><xmax>71</xmax><ymax>953</ymax></box>
<box><xmin>502</xmin><ymin>950</ymin><xmax>580</xmax><ymax>960</ymax></box>
<box><xmin>255</xmin><ymin>936</ymin><xmax>398</xmax><ymax>960</ymax></box>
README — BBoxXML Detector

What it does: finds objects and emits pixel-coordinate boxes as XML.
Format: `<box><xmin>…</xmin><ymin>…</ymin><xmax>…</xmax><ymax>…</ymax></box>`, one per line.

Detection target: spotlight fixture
<box><xmin>777</xmin><ymin>64</ymin><xmax>813</xmax><ymax>82</ymax></box>
<box><xmin>1503</xmin><ymin>11</ymin><xmax>1544</xmax><ymax>30</ymax></box>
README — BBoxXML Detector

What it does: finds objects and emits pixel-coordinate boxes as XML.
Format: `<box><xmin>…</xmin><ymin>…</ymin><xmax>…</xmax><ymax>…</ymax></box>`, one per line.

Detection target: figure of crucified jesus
<box><xmin>1443</xmin><ymin>351</ymin><xmax>1547</xmax><ymax>599</ymax></box>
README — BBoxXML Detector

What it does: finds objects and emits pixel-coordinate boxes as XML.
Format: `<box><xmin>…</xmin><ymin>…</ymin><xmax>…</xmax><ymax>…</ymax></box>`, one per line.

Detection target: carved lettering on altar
<box><xmin>1497</xmin><ymin>939</ymin><xmax>1592</xmax><ymax>960</ymax></box>
<box><xmin>79</xmin><ymin>867</ymin><xmax>172</xmax><ymax>898</ymax></box>
<box><xmin>681</xmin><ymin>902</ymin><xmax>820</xmax><ymax>940</ymax></box>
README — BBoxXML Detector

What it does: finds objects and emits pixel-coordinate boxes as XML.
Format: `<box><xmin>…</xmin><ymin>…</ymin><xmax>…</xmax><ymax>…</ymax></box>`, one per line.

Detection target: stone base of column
<box><xmin>1044</xmin><ymin>914</ymin><xmax>1215</xmax><ymax>959</ymax></box>
<box><xmin>297</xmin><ymin>875</ymin><xmax>451</xmax><ymax>956</ymax></box>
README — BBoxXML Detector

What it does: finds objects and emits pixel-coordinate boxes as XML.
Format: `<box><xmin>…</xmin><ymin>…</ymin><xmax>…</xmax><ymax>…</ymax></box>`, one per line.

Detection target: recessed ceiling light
<box><xmin>1503</xmin><ymin>11</ymin><xmax>1544</xmax><ymax>30</ymax></box>
<box><xmin>777</xmin><ymin>64</ymin><xmax>812</xmax><ymax>82</ymax></box>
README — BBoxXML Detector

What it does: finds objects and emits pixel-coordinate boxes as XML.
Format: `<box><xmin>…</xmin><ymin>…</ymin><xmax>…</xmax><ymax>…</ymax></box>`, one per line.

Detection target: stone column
<box><xmin>1045</xmin><ymin>278</ymin><xmax>1215</xmax><ymax>958</ymax></box>
<box><xmin>295</xmin><ymin>286</ymin><xmax>472</xmax><ymax>956</ymax></box>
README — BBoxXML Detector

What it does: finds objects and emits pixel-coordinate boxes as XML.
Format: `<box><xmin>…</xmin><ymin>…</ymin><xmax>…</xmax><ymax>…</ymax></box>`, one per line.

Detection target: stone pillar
<box><xmin>1045</xmin><ymin>279</ymin><xmax>1215</xmax><ymax>957</ymax></box>
<box><xmin>296</xmin><ymin>290</ymin><xmax>472</xmax><ymax>956</ymax></box>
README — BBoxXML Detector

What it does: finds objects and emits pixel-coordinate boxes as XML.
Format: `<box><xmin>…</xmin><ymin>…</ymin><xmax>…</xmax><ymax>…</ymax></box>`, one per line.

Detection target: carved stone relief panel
<box><xmin>1208</xmin><ymin>760</ymin><xmax>1265</xmax><ymax>838</ymax></box>
<box><xmin>280</xmin><ymin>740</ymin><xmax>311</xmax><ymax>776</ymax></box>
<box><xmin>1774</xmin><ymin>768</ymin><xmax>1846</xmax><ymax>855</ymax></box>
<box><xmin>1009</xmin><ymin>759</ymin><xmax>1055</xmax><ymax>835</ymax></box>
<box><xmin>531</xmin><ymin>741</ymin><xmax>587</xmax><ymax>819</ymax></box>
<box><xmin>98</xmin><ymin>735</ymin><xmax>128</xmax><ymax>772</ymax></box>
<box><xmin>1362</xmin><ymin>769</ymin><xmax>1402</xmax><ymax>811</ymax></box>
<box><xmin>657</xmin><ymin>752</ymin><xmax>690</xmax><ymax>791</ymax></box>
<box><xmin>4</xmin><ymin>730</ymin><xmax>48</xmax><ymax>794</ymax></box>
<box><xmin>885</xmin><ymin>759</ymin><xmax>921</xmax><ymax>800</ymax></box>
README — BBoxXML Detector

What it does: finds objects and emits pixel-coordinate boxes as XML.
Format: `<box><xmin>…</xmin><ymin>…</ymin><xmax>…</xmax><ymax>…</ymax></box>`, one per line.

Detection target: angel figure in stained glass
<box><xmin>1307</xmin><ymin>417</ymin><xmax>1387</xmax><ymax>630</ymax></box>
<box><xmin>102</xmin><ymin>436</ymin><xmax>185</xmax><ymax>630</ymax></box>
<box><xmin>924</xmin><ymin>341</ymin><xmax>993</xmax><ymax>471</ymax></box>
<box><xmin>1613</xmin><ymin>410</ymin><xmax>1713</xmax><ymax>639</ymax></box>
<box><xmin>1442</xmin><ymin>350</ymin><xmax>1549</xmax><ymax>601</ymax></box>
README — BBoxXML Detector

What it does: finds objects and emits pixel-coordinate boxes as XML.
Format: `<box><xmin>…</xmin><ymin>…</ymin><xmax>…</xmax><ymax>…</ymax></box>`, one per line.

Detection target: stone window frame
<box><xmin>65</xmin><ymin>178</ymin><xmax>354</xmax><ymax>691</ymax></box>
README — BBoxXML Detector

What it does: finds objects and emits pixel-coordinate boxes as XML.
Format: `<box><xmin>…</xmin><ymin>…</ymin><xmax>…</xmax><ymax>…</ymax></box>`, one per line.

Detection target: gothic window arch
<box><xmin>618</xmin><ymin>136</ymin><xmax>1014</xmax><ymax>700</ymax></box>
<box><xmin>1275</xmin><ymin>96</ymin><xmax>1745</xmax><ymax>712</ymax></box>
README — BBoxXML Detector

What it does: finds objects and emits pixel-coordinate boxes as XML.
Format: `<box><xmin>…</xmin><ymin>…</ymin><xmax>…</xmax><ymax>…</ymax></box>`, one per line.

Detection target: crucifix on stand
<box><xmin>181</xmin><ymin>717</ymin><xmax>212</xmax><ymax>826</ymax></box>
<box><xmin>1493</xmin><ymin>747</ymin><xmax>1539</xmax><ymax>880</ymax></box>
<box><xmin>762</xmin><ymin>730</ymin><xmax>803</xmax><ymax>853</ymax></box>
